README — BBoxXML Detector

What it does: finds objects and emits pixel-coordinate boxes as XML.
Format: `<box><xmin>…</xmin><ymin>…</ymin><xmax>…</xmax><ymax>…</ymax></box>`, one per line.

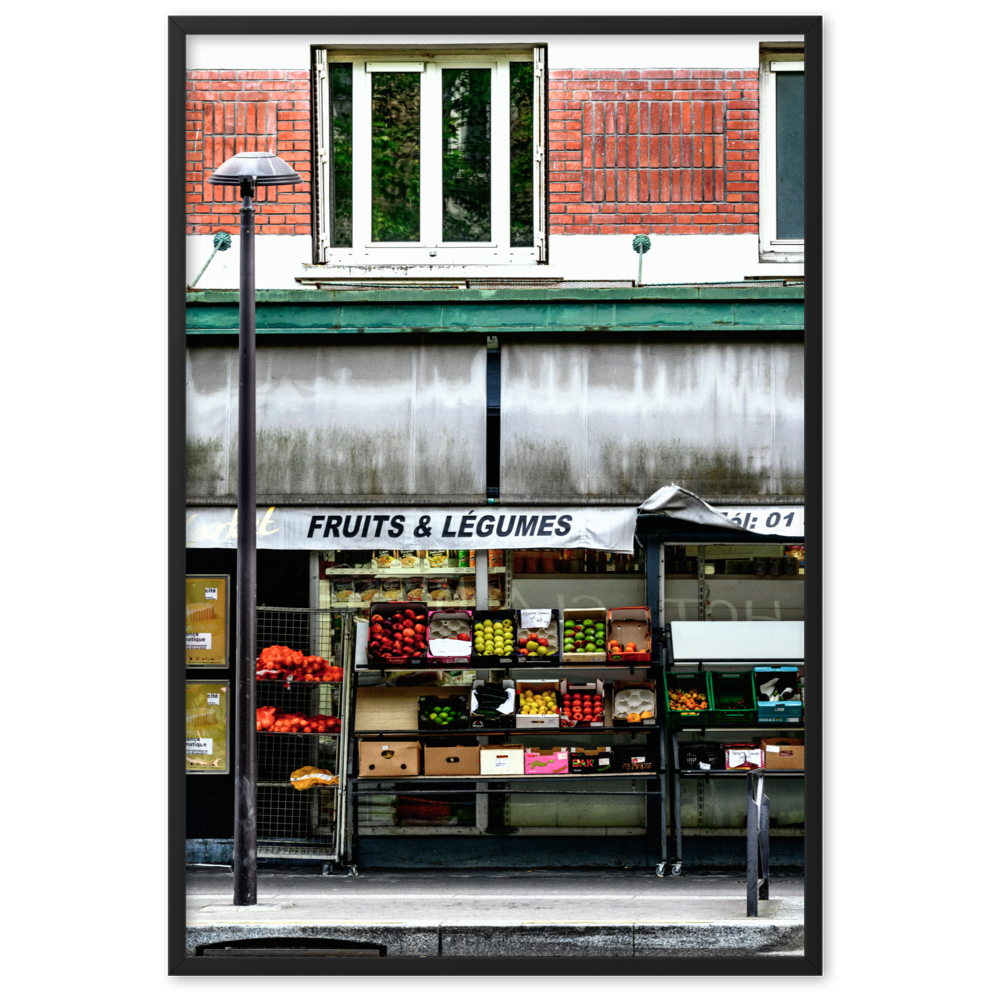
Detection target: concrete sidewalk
<box><xmin>186</xmin><ymin>867</ymin><xmax>804</xmax><ymax>957</ymax></box>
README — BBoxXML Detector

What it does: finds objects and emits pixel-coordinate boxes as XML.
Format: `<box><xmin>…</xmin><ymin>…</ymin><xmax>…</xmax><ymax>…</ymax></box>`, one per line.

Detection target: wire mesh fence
<box><xmin>255</xmin><ymin>607</ymin><xmax>344</xmax><ymax>858</ymax></box>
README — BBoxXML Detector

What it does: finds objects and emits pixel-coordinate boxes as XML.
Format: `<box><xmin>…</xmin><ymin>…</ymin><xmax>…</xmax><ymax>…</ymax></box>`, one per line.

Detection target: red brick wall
<box><xmin>186</xmin><ymin>70</ymin><xmax>312</xmax><ymax>235</ymax></box>
<box><xmin>548</xmin><ymin>69</ymin><xmax>759</xmax><ymax>235</ymax></box>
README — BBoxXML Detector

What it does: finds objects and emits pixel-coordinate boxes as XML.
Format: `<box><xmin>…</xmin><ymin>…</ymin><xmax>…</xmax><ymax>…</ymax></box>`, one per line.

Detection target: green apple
<box><xmin>584</xmin><ymin>642</ymin><xmax>597</xmax><ymax>652</ymax></box>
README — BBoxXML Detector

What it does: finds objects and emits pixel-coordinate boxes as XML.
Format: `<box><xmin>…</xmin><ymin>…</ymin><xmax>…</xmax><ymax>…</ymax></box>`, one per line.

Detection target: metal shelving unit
<box><xmin>339</xmin><ymin>620</ymin><xmax>671</xmax><ymax>872</ymax></box>
<box><xmin>253</xmin><ymin>607</ymin><xmax>349</xmax><ymax>862</ymax></box>
<box><xmin>664</xmin><ymin>621</ymin><xmax>805</xmax><ymax>876</ymax></box>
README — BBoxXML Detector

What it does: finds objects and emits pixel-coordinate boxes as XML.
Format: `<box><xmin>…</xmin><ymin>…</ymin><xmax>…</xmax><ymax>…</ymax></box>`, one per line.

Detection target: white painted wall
<box><xmin>188</xmin><ymin>232</ymin><xmax>802</xmax><ymax>289</ymax></box>
<box><xmin>188</xmin><ymin>33</ymin><xmax>803</xmax><ymax>71</ymax></box>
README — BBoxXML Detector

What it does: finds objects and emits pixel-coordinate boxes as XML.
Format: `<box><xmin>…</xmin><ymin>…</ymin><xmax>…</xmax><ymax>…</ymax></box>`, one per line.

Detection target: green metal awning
<box><xmin>185</xmin><ymin>285</ymin><xmax>804</xmax><ymax>337</ymax></box>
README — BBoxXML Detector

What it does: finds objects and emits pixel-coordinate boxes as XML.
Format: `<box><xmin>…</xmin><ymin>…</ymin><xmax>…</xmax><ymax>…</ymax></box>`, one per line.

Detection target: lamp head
<box><xmin>207</xmin><ymin>151</ymin><xmax>303</xmax><ymax>191</ymax></box>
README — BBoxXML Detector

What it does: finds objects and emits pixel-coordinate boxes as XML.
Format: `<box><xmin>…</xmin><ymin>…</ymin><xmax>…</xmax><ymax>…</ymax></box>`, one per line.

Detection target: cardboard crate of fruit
<box><xmin>426</xmin><ymin>609</ymin><xmax>474</xmax><ymax>664</ymax></box>
<box><xmin>606</xmin><ymin>607</ymin><xmax>652</xmax><ymax>663</ymax></box>
<box><xmin>367</xmin><ymin>603</ymin><xmax>429</xmax><ymax>665</ymax></box>
<box><xmin>558</xmin><ymin>678</ymin><xmax>606</xmax><ymax>728</ymax></box>
<box><xmin>515</xmin><ymin>681</ymin><xmax>561</xmax><ymax>728</ymax></box>
<box><xmin>470</xmin><ymin>610</ymin><xmax>517</xmax><ymax>666</ymax></box>
<box><xmin>516</xmin><ymin>609</ymin><xmax>560</xmax><ymax>662</ymax></box>
<box><xmin>612</xmin><ymin>680</ymin><xmax>657</xmax><ymax>725</ymax></box>
<box><xmin>561</xmin><ymin>608</ymin><xmax>608</xmax><ymax>663</ymax></box>
<box><xmin>417</xmin><ymin>695</ymin><xmax>470</xmax><ymax>731</ymax></box>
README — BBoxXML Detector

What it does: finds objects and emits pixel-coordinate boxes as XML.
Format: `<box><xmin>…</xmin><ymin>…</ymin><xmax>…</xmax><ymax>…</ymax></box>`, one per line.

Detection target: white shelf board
<box><xmin>670</xmin><ymin>621</ymin><xmax>804</xmax><ymax>661</ymax></box>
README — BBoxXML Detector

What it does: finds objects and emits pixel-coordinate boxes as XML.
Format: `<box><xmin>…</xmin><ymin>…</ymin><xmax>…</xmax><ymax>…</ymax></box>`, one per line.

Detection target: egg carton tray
<box><xmin>613</xmin><ymin>687</ymin><xmax>657</xmax><ymax>725</ymax></box>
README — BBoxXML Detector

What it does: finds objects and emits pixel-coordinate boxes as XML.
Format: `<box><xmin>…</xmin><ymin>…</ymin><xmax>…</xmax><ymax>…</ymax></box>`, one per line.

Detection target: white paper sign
<box><xmin>599</xmin><ymin>757</ymin><xmax>611</xmax><ymax>766</ymax></box>
<box><xmin>186</xmin><ymin>738</ymin><xmax>213</xmax><ymax>755</ymax></box>
<box><xmin>186</xmin><ymin>633</ymin><xmax>212</xmax><ymax>650</ymax></box>
<box><xmin>699</xmin><ymin>761</ymin><xmax>711</xmax><ymax>770</ymax></box>
<box><xmin>429</xmin><ymin>638</ymin><xmax>473</xmax><ymax>656</ymax></box>
<box><xmin>204</xmin><ymin>587</ymin><xmax>218</xmax><ymax>600</ymax></box>
<box><xmin>207</xmin><ymin>693</ymin><xmax>220</xmax><ymax>706</ymax></box>
<box><xmin>520</xmin><ymin>609</ymin><xmax>553</xmax><ymax>629</ymax></box>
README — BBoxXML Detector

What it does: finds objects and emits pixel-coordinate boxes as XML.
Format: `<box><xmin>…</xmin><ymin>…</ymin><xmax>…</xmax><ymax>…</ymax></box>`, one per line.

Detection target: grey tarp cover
<box><xmin>636</xmin><ymin>485</ymin><xmax>804</xmax><ymax>540</ymax></box>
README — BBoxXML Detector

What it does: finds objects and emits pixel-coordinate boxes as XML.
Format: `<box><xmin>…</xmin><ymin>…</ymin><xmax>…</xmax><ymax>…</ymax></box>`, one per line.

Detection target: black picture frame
<box><xmin>169</xmin><ymin>14</ymin><xmax>822</xmax><ymax>977</ymax></box>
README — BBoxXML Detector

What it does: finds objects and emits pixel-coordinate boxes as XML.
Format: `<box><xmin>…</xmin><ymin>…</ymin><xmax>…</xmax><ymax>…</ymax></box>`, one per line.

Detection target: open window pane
<box><xmin>775</xmin><ymin>71</ymin><xmax>804</xmax><ymax>240</ymax></box>
<box><xmin>442</xmin><ymin>68</ymin><xmax>491</xmax><ymax>242</ymax></box>
<box><xmin>509</xmin><ymin>62</ymin><xmax>534</xmax><ymax>247</ymax></box>
<box><xmin>371</xmin><ymin>72</ymin><xmax>421</xmax><ymax>242</ymax></box>
<box><xmin>330</xmin><ymin>64</ymin><xmax>353</xmax><ymax>248</ymax></box>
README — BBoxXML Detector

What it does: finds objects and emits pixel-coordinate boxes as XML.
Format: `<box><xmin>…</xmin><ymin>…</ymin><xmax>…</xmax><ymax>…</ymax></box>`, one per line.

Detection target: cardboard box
<box><xmin>423</xmin><ymin>745</ymin><xmax>481</xmax><ymax>776</ymax></box>
<box><xmin>606</xmin><ymin>607</ymin><xmax>652</xmax><ymax>663</ymax></box>
<box><xmin>561</xmin><ymin>607</ymin><xmax>608</xmax><ymax>663</ymax></box>
<box><xmin>681</xmin><ymin>741</ymin><xmax>725</xmax><ymax>771</ymax></box>
<box><xmin>470</xmin><ymin>679</ymin><xmax>517</xmax><ymax>729</ymax></box>
<box><xmin>614</xmin><ymin>746</ymin><xmax>657</xmax><ymax>774</ymax></box>
<box><xmin>569</xmin><ymin>747</ymin><xmax>614</xmax><ymax>774</ymax></box>
<box><xmin>760</xmin><ymin>738</ymin><xmax>805</xmax><ymax>770</ymax></box>
<box><xmin>357</xmin><ymin>741</ymin><xmax>422</xmax><ymax>778</ymax></box>
<box><xmin>559</xmin><ymin>678</ymin><xmax>607</xmax><ymax>728</ymax></box>
<box><xmin>516</xmin><ymin>608</ymin><xmax>560</xmax><ymax>662</ymax></box>
<box><xmin>723</xmin><ymin>744</ymin><xmax>764</xmax><ymax>770</ymax></box>
<box><xmin>480</xmin><ymin>744</ymin><xmax>525</xmax><ymax>775</ymax></box>
<box><xmin>612</xmin><ymin>680</ymin><xmax>657</xmax><ymax>725</ymax></box>
<box><xmin>524</xmin><ymin>747</ymin><xmax>570</xmax><ymax>775</ymax></box>
<box><xmin>516</xmin><ymin>680</ymin><xmax>561</xmax><ymax>728</ymax></box>
<box><xmin>754</xmin><ymin>666</ymin><xmax>803</xmax><ymax>723</ymax></box>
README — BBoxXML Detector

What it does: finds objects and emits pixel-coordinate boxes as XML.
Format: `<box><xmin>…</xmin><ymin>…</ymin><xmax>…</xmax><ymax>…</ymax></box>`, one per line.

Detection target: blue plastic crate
<box><xmin>753</xmin><ymin>666</ymin><xmax>802</xmax><ymax>724</ymax></box>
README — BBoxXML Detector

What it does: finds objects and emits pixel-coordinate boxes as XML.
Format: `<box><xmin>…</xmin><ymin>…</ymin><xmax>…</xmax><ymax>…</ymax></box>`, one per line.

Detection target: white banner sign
<box><xmin>185</xmin><ymin>505</ymin><xmax>638</xmax><ymax>553</ymax></box>
<box><xmin>712</xmin><ymin>506</ymin><xmax>804</xmax><ymax>536</ymax></box>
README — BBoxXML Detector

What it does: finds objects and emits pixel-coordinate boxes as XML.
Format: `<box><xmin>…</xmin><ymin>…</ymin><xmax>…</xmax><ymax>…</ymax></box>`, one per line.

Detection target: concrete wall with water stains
<box><xmin>500</xmin><ymin>338</ymin><xmax>803</xmax><ymax>502</ymax></box>
<box><xmin>187</xmin><ymin>341</ymin><xmax>487</xmax><ymax>502</ymax></box>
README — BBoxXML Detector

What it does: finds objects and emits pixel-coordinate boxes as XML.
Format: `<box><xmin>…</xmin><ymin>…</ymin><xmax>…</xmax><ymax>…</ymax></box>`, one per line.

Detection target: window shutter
<box><xmin>533</xmin><ymin>46</ymin><xmax>547</xmax><ymax>263</ymax></box>
<box><xmin>314</xmin><ymin>48</ymin><xmax>331</xmax><ymax>263</ymax></box>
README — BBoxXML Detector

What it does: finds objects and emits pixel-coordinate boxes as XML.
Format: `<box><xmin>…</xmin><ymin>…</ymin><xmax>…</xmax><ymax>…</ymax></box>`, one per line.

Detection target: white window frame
<box><xmin>314</xmin><ymin>47</ymin><xmax>546</xmax><ymax>266</ymax></box>
<box><xmin>758</xmin><ymin>50</ymin><xmax>805</xmax><ymax>264</ymax></box>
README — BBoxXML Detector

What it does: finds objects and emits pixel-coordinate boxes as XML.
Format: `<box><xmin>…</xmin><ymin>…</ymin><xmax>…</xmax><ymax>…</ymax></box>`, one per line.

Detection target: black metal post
<box><xmin>233</xmin><ymin>179</ymin><xmax>258</xmax><ymax>906</ymax></box>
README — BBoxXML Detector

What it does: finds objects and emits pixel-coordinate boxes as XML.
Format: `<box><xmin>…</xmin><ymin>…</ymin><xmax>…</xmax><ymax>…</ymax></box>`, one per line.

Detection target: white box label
<box><xmin>186</xmin><ymin>633</ymin><xmax>212</xmax><ymax>650</ymax></box>
<box><xmin>186</xmin><ymin>738</ymin><xmax>213</xmax><ymax>755</ymax></box>
<box><xmin>207</xmin><ymin>693</ymin><xmax>220</xmax><ymax>706</ymax></box>
<box><xmin>599</xmin><ymin>757</ymin><xmax>611</xmax><ymax>766</ymax></box>
<box><xmin>204</xmin><ymin>587</ymin><xmax>218</xmax><ymax>600</ymax></box>
<box><xmin>699</xmin><ymin>761</ymin><xmax>711</xmax><ymax>770</ymax></box>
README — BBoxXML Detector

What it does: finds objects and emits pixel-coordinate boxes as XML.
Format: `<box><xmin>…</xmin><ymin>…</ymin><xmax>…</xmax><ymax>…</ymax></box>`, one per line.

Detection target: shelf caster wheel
<box><xmin>671</xmin><ymin>863</ymin><xmax>682</xmax><ymax>876</ymax></box>
<box><xmin>655</xmin><ymin>862</ymin><xmax>668</xmax><ymax>877</ymax></box>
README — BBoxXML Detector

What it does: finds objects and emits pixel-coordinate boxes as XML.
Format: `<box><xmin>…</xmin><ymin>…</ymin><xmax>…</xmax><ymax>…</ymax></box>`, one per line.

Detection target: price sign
<box><xmin>520</xmin><ymin>609</ymin><xmax>553</xmax><ymax>629</ymax></box>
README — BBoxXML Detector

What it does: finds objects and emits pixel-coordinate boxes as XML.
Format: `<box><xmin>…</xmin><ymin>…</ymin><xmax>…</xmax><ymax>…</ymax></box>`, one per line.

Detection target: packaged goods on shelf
<box><xmin>613</xmin><ymin>680</ymin><xmax>657</xmax><ymax>725</ymax></box>
<box><xmin>358</xmin><ymin>740</ymin><xmax>422</xmax><ymax>777</ymax></box>
<box><xmin>374</xmin><ymin>549</ymin><xmax>399</xmax><ymax>570</ymax></box>
<box><xmin>405</xmin><ymin>577</ymin><xmax>427</xmax><ymax>602</ymax></box>
<box><xmin>488</xmin><ymin>550</ymin><xmax>505</xmax><ymax>568</ymax></box>
<box><xmin>480</xmin><ymin>744</ymin><xmax>525</xmax><ymax>775</ymax></box>
<box><xmin>333</xmin><ymin>579</ymin><xmax>356</xmax><ymax>604</ymax></box>
<box><xmin>569</xmin><ymin>747</ymin><xmax>614</xmax><ymax>774</ymax></box>
<box><xmin>516</xmin><ymin>680</ymin><xmax>561</xmax><ymax>728</ymax></box>
<box><xmin>256</xmin><ymin>646</ymin><xmax>343</xmax><ymax>683</ymax></box>
<box><xmin>666</xmin><ymin>672</ymin><xmax>710</xmax><ymax>719</ymax></box>
<box><xmin>427</xmin><ymin>609</ymin><xmax>473</xmax><ymax>664</ymax></box>
<box><xmin>378</xmin><ymin>577</ymin><xmax>404</xmax><ymax>601</ymax></box>
<box><xmin>759</xmin><ymin>738</ymin><xmax>804</xmax><ymax>770</ymax></box>
<box><xmin>427</xmin><ymin>549</ymin><xmax>449</xmax><ymax>570</ymax></box>
<box><xmin>289</xmin><ymin>766</ymin><xmax>339</xmax><ymax>790</ymax></box>
<box><xmin>708</xmin><ymin>671</ymin><xmax>757</xmax><ymax>724</ymax></box>
<box><xmin>454</xmin><ymin>578</ymin><xmax>476</xmax><ymax>601</ymax></box>
<box><xmin>606</xmin><ymin>607</ymin><xmax>652</xmax><ymax>663</ymax></box>
<box><xmin>367</xmin><ymin>603</ymin><xmax>429</xmax><ymax>665</ymax></box>
<box><xmin>470</xmin><ymin>679</ymin><xmax>517</xmax><ymax>729</ymax></box>
<box><xmin>257</xmin><ymin>707</ymin><xmax>341</xmax><ymax>733</ymax></box>
<box><xmin>355</xmin><ymin>577</ymin><xmax>379</xmax><ymax>605</ymax></box>
<box><xmin>516</xmin><ymin>608</ymin><xmax>560</xmax><ymax>661</ymax></box>
<box><xmin>559</xmin><ymin>679</ymin><xmax>606</xmax><ymax>728</ymax></box>
<box><xmin>423</xmin><ymin>745</ymin><xmax>481</xmax><ymax>776</ymax></box>
<box><xmin>417</xmin><ymin>694</ymin><xmax>469</xmax><ymax>730</ymax></box>
<box><xmin>427</xmin><ymin>577</ymin><xmax>452</xmax><ymax>603</ymax></box>
<box><xmin>723</xmin><ymin>744</ymin><xmax>764</xmax><ymax>770</ymax></box>
<box><xmin>399</xmin><ymin>550</ymin><xmax>420</xmax><ymax>570</ymax></box>
<box><xmin>561</xmin><ymin>608</ymin><xmax>608</xmax><ymax>663</ymax></box>
<box><xmin>525</xmin><ymin>748</ymin><xmax>570</xmax><ymax>774</ymax></box>
<box><xmin>753</xmin><ymin>665</ymin><xmax>803</xmax><ymax>723</ymax></box>
<box><xmin>613</xmin><ymin>746</ymin><xmax>657</xmax><ymax>774</ymax></box>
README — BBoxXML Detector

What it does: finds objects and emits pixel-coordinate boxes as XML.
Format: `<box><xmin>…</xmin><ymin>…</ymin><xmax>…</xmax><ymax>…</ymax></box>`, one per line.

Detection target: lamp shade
<box><xmin>207</xmin><ymin>151</ymin><xmax>303</xmax><ymax>187</ymax></box>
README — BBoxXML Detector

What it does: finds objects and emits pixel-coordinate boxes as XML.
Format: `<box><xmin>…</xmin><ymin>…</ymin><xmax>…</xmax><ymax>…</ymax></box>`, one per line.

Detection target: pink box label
<box><xmin>524</xmin><ymin>751</ymin><xmax>569</xmax><ymax>774</ymax></box>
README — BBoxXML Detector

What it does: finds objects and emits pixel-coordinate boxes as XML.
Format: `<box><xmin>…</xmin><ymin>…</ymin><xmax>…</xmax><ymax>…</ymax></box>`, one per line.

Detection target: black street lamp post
<box><xmin>206</xmin><ymin>152</ymin><xmax>302</xmax><ymax>906</ymax></box>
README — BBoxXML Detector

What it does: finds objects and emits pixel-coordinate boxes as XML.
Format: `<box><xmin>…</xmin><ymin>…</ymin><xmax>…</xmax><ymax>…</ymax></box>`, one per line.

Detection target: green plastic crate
<box><xmin>706</xmin><ymin>670</ymin><xmax>757</xmax><ymax>724</ymax></box>
<box><xmin>665</xmin><ymin>671</ymin><xmax>711</xmax><ymax>723</ymax></box>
